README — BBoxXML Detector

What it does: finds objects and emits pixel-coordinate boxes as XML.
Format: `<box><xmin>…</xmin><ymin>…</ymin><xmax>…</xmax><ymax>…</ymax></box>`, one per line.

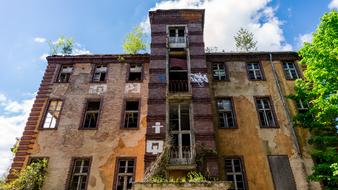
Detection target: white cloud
<box><xmin>72</xmin><ymin>43</ymin><xmax>92</xmax><ymax>55</ymax></box>
<box><xmin>39</xmin><ymin>53</ymin><xmax>49</xmax><ymax>61</ymax></box>
<box><xmin>143</xmin><ymin>0</ymin><xmax>292</xmax><ymax>51</ymax></box>
<box><xmin>34</xmin><ymin>37</ymin><xmax>46</xmax><ymax>43</ymax></box>
<box><xmin>0</xmin><ymin>93</ymin><xmax>34</xmax><ymax>176</ymax></box>
<box><xmin>297</xmin><ymin>33</ymin><xmax>312</xmax><ymax>49</ymax></box>
<box><xmin>329</xmin><ymin>0</ymin><xmax>338</xmax><ymax>9</ymax></box>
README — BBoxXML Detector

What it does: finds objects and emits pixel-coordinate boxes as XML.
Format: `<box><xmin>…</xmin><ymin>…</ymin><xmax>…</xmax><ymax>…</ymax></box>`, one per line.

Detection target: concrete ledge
<box><xmin>134</xmin><ymin>181</ymin><xmax>231</xmax><ymax>190</ymax></box>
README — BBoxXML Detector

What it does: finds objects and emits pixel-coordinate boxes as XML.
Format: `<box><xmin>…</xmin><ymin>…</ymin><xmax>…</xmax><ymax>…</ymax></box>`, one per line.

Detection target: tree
<box><xmin>48</xmin><ymin>36</ymin><xmax>74</xmax><ymax>55</ymax></box>
<box><xmin>234</xmin><ymin>28</ymin><xmax>257</xmax><ymax>51</ymax></box>
<box><xmin>122</xmin><ymin>26</ymin><xmax>147</xmax><ymax>54</ymax></box>
<box><xmin>292</xmin><ymin>10</ymin><xmax>338</xmax><ymax>188</ymax></box>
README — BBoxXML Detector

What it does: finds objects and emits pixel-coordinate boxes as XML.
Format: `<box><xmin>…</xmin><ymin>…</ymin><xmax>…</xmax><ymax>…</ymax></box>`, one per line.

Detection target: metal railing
<box><xmin>169</xmin><ymin>146</ymin><xmax>193</xmax><ymax>165</ymax></box>
<box><xmin>169</xmin><ymin>80</ymin><xmax>189</xmax><ymax>92</ymax></box>
<box><xmin>169</xmin><ymin>36</ymin><xmax>186</xmax><ymax>44</ymax></box>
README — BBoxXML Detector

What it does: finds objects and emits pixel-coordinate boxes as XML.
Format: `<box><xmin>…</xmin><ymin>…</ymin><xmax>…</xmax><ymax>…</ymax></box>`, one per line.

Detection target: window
<box><xmin>225</xmin><ymin>158</ymin><xmax>247</xmax><ymax>190</ymax></box>
<box><xmin>169</xmin><ymin>27</ymin><xmax>185</xmax><ymax>38</ymax></box>
<box><xmin>247</xmin><ymin>63</ymin><xmax>263</xmax><ymax>80</ymax></box>
<box><xmin>57</xmin><ymin>65</ymin><xmax>73</xmax><ymax>82</ymax></box>
<box><xmin>81</xmin><ymin>100</ymin><xmax>101</xmax><ymax>129</ymax></box>
<box><xmin>296</xmin><ymin>99</ymin><xmax>308</xmax><ymax>113</ymax></box>
<box><xmin>212</xmin><ymin>63</ymin><xmax>228</xmax><ymax>80</ymax></box>
<box><xmin>115</xmin><ymin>159</ymin><xmax>135</xmax><ymax>190</ymax></box>
<box><xmin>255</xmin><ymin>97</ymin><xmax>277</xmax><ymax>127</ymax></box>
<box><xmin>282</xmin><ymin>62</ymin><xmax>299</xmax><ymax>80</ymax></box>
<box><xmin>68</xmin><ymin>158</ymin><xmax>91</xmax><ymax>190</ymax></box>
<box><xmin>41</xmin><ymin>100</ymin><xmax>63</xmax><ymax>129</ymax></box>
<box><xmin>128</xmin><ymin>64</ymin><xmax>142</xmax><ymax>81</ymax></box>
<box><xmin>268</xmin><ymin>155</ymin><xmax>297</xmax><ymax>190</ymax></box>
<box><xmin>217</xmin><ymin>99</ymin><xmax>236</xmax><ymax>128</ymax></box>
<box><xmin>92</xmin><ymin>65</ymin><xmax>107</xmax><ymax>82</ymax></box>
<box><xmin>123</xmin><ymin>101</ymin><xmax>139</xmax><ymax>128</ymax></box>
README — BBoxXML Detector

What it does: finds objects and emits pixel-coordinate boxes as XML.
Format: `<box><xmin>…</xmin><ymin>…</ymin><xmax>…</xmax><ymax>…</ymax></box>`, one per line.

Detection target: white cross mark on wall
<box><xmin>152</xmin><ymin>122</ymin><xmax>163</xmax><ymax>134</ymax></box>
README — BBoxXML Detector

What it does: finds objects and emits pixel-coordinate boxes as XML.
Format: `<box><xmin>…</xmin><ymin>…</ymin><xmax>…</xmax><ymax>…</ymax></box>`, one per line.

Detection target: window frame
<box><xmin>121</xmin><ymin>99</ymin><xmax>141</xmax><ymax>130</ymax></box>
<box><xmin>113</xmin><ymin>157</ymin><xmax>137</xmax><ymax>190</ymax></box>
<box><xmin>66</xmin><ymin>157</ymin><xmax>92</xmax><ymax>190</ymax></box>
<box><xmin>216</xmin><ymin>97</ymin><xmax>237</xmax><ymax>129</ymax></box>
<box><xmin>295</xmin><ymin>99</ymin><xmax>308</xmax><ymax>113</ymax></box>
<box><xmin>282</xmin><ymin>61</ymin><xmax>300</xmax><ymax>80</ymax></box>
<box><xmin>126</xmin><ymin>63</ymin><xmax>143</xmax><ymax>83</ymax></box>
<box><xmin>79</xmin><ymin>98</ymin><xmax>103</xmax><ymax>130</ymax></box>
<box><xmin>91</xmin><ymin>64</ymin><xmax>108</xmax><ymax>83</ymax></box>
<box><xmin>212</xmin><ymin>62</ymin><xmax>230</xmax><ymax>81</ymax></box>
<box><xmin>246</xmin><ymin>62</ymin><xmax>265</xmax><ymax>81</ymax></box>
<box><xmin>254</xmin><ymin>96</ymin><xmax>279</xmax><ymax>128</ymax></box>
<box><xmin>55</xmin><ymin>64</ymin><xmax>74</xmax><ymax>83</ymax></box>
<box><xmin>224</xmin><ymin>156</ymin><xmax>248</xmax><ymax>190</ymax></box>
<box><xmin>39</xmin><ymin>99</ymin><xmax>64</xmax><ymax>130</ymax></box>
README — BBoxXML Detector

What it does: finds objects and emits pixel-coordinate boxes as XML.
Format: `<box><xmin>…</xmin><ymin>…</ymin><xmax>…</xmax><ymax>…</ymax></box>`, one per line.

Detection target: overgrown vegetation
<box><xmin>149</xmin><ymin>171</ymin><xmax>206</xmax><ymax>183</ymax></box>
<box><xmin>233</xmin><ymin>27</ymin><xmax>257</xmax><ymax>52</ymax></box>
<box><xmin>0</xmin><ymin>159</ymin><xmax>48</xmax><ymax>190</ymax></box>
<box><xmin>291</xmin><ymin>10</ymin><xmax>338</xmax><ymax>189</ymax></box>
<box><xmin>48</xmin><ymin>36</ymin><xmax>74</xmax><ymax>55</ymax></box>
<box><xmin>122</xmin><ymin>26</ymin><xmax>147</xmax><ymax>54</ymax></box>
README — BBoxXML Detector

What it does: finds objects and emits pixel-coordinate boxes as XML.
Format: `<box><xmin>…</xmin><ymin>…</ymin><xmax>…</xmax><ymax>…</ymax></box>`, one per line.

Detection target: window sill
<box><xmin>126</xmin><ymin>80</ymin><xmax>143</xmax><ymax>83</ymax></box>
<box><xmin>120</xmin><ymin>127</ymin><xmax>139</xmax><ymax>130</ymax></box>
<box><xmin>260</xmin><ymin>126</ymin><xmax>279</xmax><ymax>128</ymax></box>
<box><xmin>78</xmin><ymin>127</ymin><xmax>99</xmax><ymax>130</ymax></box>
<box><xmin>38</xmin><ymin>127</ymin><xmax>58</xmax><ymax>130</ymax></box>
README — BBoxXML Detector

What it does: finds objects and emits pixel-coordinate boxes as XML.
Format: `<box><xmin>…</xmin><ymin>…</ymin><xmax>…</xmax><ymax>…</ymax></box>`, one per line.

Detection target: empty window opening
<box><xmin>82</xmin><ymin>100</ymin><xmax>101</xmax><ymax>129</ymax></box>
<box><xmin>212</xmin><ymin>63</ymin><xmax>228</xmax><ymax>81</ymax></box>
<box><xmin>296</xmin><ymin>99</ymin><xmax>308</xmax><ymax>113</ymax></box>
<box><xmin>115</xmin><ymin>159</ymin><xmax>135</xmax><ymax>190</ymax></box>
<box><xmin>124</xmin><ymin>101</ymin><xmax>139</xmax><ymax>128</ymax></box>
<box><xmin>283</xmin><ymin>62</ymin><xmax>299</xmax><ymax>80</ymax></box>
<box><xmin>225</xmin><ymin>158</ymin><xmax>247</xmax><ymax>190</ymax></box>
<box><xmin>169</xmin><ymin>103</ymin><xmax>192</xmax><ymax>164</ymax></box>
<box><xmin>57</xmin><ymin>65</ymin><xmax>73</xmax><ymax>83</ymax></box>
<box><xmin>217</xmin><ymin>99</ymin><xmax>236</xmax><ymax>128</ymax></box>
<box><xmin>255</xmin><ymin>97</ymin><xmax>277</xmax><ymax>127</ymax></box>
<box><xmin>42</xmin><ymin>100</ymin><xmax>63</xmax><ymax>129</ymax></box>
<box><xmin>128</xmin><ymin>64</ymin><xmax>142</xmax><ymax>81</ymax></box>
<box><xmin>68</xmin><ymin>158</ymin><xmax>91</xmax><ymax>190</ymax></box>
<box><xmin>169</xmin><ymin>54</ymin><xmax>188</xmax><ymax>92</ymax></box>
<box><xmin>168</xmin><ymin>27</ymin><xmax>186</xmax><ymax>44</ymax></box>
<box><xmin>247</xmin><ymin>63</ymin><xmax>263</xmax><ymax>80</ymax></box>
<box><xmin>92</xmin><ymin>65</ymin><xmax>107</xmax><ymax>82</ymax></box>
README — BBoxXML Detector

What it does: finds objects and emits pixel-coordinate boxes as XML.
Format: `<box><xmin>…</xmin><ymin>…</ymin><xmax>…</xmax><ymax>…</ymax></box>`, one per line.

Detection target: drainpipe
<box><xmin>269</xmin><ymin>53</ymin><xmax>301</xmax><ymax>155</ymax></box>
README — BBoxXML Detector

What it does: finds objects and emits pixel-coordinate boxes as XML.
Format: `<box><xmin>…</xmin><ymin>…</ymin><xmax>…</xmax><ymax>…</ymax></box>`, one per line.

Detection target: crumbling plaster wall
<box><xmin>30</xmin><ymin>62</ymin><xmax>148</xmax><ymax>190</ymax></box>
<box><xmin>211</xmin><ymin>60</ymin><xmax>320</xmax><ymax>190</ymax></box>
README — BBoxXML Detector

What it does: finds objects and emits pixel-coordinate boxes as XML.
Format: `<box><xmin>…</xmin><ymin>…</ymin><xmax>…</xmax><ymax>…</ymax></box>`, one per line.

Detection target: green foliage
<box><xmin>149</xmin><ymin>175</ymin><xmax>167</xmax><ymax>183</ymax></box>
<box><xmin>0</xmin><ymin>159</ymin><xmax>48</xmax><ymax>190</ymax></box>
<box><xmin>187</xmin><ymin>171</ymin><xmax>206</xmax><ymax>182</ymax></box>
<box><xmin>234</xmin><ymin>27</ymin><xmax>257</xmax><ymax>52</ymax></box>
<box><xmin>331</xmin><ymin>163</ymin><xmax>338</xmax><ymax>176</ymax></box>
<box><xmin>122</xmin><ymin>26</ymin><xmax>147</xmax><ymax>54</ymax></box>
<box><xmin>48</xmin><ymin>36</ymin><xmax>74</xmax><ymax>55</ymax></box>
<box><xmin>149</xmin><ymin>171</ymin><xmax>206</xmax><ymax>183</ymax></box>
<box><xmin>10</xmin><ymin>138</ymin><xmax>19</xmax><ymax>154</ymax></box>
<box><xmin>292</xmin><ymin>10</ymin><xmax>338</xmax><ymax>188</ymax></box>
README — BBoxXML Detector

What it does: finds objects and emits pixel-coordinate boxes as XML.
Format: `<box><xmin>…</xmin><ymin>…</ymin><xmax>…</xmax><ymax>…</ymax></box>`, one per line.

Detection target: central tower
<box><xmin>146</xmin><ymin>9</ymin><xmax>219</xmax><ymax>178</ymax></box>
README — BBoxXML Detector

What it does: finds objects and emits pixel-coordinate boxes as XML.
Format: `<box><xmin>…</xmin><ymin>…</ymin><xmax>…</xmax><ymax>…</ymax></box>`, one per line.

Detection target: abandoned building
<box><xmin>8</xmin><ymin>9</ymin><xmax>321</xmax><ymax>190</ymax></box>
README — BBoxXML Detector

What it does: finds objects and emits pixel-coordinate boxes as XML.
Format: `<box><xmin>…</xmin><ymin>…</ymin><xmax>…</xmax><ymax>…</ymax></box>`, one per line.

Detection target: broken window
<box><xmin>82</xmin><ymin>100</ymin><xmax>101</xmax><ymax>129</ymax></box>
<box><xmin>296</xmin><ymin>99</ymin><xmax>308</xmax><ymax>113</ymax></box>
<box><xmin>255</xmin><ymin>97</ymin><xmax>277</xmax><ymax>127</ymax></box>
<box><xmin>169</xmin><ymin>103</ymin><xmax>192</xmax><ymax>164</ymax></box>
<box><xmin>225</xmin><ymin>158</ymin><xmax>247</xmax><ymax>190</ymax></box>
<box><xmin>124</xmin><ymin>101</ymin><xmax>139</xmax><ymax>128</ymax></box>
<box><xmin>128</xmin><ymin>64</ymin><xmax>142</xmax><ymax>81</ymax></box>
<box><xmin>115</xmin><ymin>159</ymin><xmax>135</xmax><ymax>190</ymax></box>
<box><xmin>282</xmin><ymin>62</ymin><xmax>299</xmax><ymax>80</ymax></box>
<box><xmin>57</xmin><ymin>65</ymin><xmax>73</xmax><ymax>82</ymax></box>
<box><xmin>212</xmin><ymin>63</ymin><xmax>228</xmax><ymax>80</ymax></box>
<box><xmin>217</xmin><ymin>99</ymin><xmax>236</xmax><ymax>128</ymax></box>
<box><xmin>68</xmin><ymin>158</ymin><xmax>91</xmax><ymax>190</ymax></box>
<box><xmin>41</xmin><ymin>100</ymin><xmax>63</xmax><ymax>129</ymax></box>
<box><xmin>247</xmin><ymin>63</ymin><xmax>263</xmax><ymax>80</ymax></box>
<box><xmin>92</xmin><ymin>65</ymin><xmax>107</xmax><ymax>82</ymax></box>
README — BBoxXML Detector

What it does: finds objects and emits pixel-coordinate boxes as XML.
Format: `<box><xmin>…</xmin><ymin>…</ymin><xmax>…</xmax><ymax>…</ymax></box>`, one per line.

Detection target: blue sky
<box><xmin>0</xmin><ymin>0</ymin><xmax>336</xmax><ymax>176</ymax></box>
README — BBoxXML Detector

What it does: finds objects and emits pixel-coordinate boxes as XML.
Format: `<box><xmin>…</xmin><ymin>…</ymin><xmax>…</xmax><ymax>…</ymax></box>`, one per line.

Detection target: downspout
<box><xmin>269</xmin><ymin>53</ymin><xmax>301</xmax><ymax>155</ymax></box>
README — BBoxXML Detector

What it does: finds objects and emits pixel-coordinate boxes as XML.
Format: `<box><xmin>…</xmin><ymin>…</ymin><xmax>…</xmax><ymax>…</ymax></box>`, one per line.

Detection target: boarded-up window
<box><xmin>268</xmin><ymin>155</ymin><xmax>297</xmax><ymax>190</ymax></box>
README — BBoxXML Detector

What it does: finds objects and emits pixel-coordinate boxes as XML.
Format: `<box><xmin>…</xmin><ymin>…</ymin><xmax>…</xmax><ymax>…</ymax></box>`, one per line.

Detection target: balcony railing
<box><xmin>169</xmin><ymin>80</ymin><xmax>189</xmax><ymax>93</ymax></box>
<box><xmin>168</xmin><ymin>37</ymin><xmax>186</xmax><ymax>48</ymax></box>
<box><xmin>169</xmin><ymin>146</ymin><xmax>193</xmax><ymax>165</ymax></box>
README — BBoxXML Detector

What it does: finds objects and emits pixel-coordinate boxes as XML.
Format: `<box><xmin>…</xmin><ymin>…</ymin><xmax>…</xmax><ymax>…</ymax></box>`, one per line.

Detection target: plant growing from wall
<box><xmin>122</xmin><ymin>26</ymin><xmax>147</xmax><ymax>54</ymax></box>
<box><xmin>290</xmin><ymin>10</ymin><xmax>338</xmax><ymax>189</ymax></box>
<box><xmin>0</xmin><ymin>159</ymin><xmax>48</xmax><ymax>190</ymax></box>
<box><xmin>234</xmin><ymin>27</ymin><xmax>257</xmax><ymax>52</ymax></box>
<box><xmin>48</xmin><ymin>36</ymin><xmax>74</xmax><ymax>55</ymax></box>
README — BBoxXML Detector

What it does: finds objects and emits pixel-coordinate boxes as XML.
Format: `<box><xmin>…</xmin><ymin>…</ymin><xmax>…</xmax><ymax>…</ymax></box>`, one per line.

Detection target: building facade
<box><xmin>8</xmin><ymin>9</ymin><xmax>320</xmax><ymax>190</ymax></box>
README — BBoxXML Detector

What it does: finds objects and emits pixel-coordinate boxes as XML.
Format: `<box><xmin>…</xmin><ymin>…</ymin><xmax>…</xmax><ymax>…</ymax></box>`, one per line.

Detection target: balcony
<box><xmin>169</xmin><ymin>80</ymin><xmax>189</xmax><ymax>93</ymax></box>
<box><xmin>169</xmin><ymin>146</ymin><xmax>193</xmax><ymax>165</ymax></box>
<box><xmin>168</xmin><ymin>36</ymin><xmax>186</xmax><ymax>48</ymax></box>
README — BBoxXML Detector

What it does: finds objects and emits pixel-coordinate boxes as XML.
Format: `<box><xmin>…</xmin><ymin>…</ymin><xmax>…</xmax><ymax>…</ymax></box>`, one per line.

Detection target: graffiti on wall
<box><xmin>89</xmin><ymin>84</ymin><xmax>107</xmax><ymax>94</ymax></box>
<box><xmin>146</xmin><ymin>140</ymin><xmax>164</xmax><ymax>155</ymax></box>
<box><xmin>190</xmin><ymin>72</ymin><xmax>208</xmax><ymax>87</ymax></box>
<box><xmin>125</xmin><ymin>83</ymin><xmax>141</xmax><ymax>94</ymax></box>
<box><xmin>152</xmin><ymin>122</ymin><xmax>163</xmax><ymax>134</ymax></box>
